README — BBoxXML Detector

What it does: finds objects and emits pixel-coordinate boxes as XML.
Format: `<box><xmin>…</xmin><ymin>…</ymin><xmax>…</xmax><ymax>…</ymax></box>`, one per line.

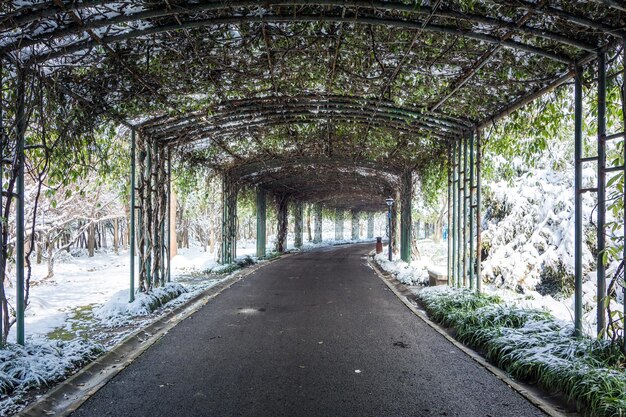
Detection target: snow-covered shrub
<box><xmin>481</xmin><ymin>167</ymin><xmax>595</xmax><ymax>294</ymax></box>
<box><xmin>94</xmin><ymin>283</ymin><xmax>187</xmax><ymax>327</ymax></box>
<box><xmin>0</xmin><ymin>339</ymin><xmax>104</xmax><ymax>414</ymax></box>
<box><xmin>374</xmin><ymin>253</ymin><xmax>429</xmax><ymax>285</ymax></box>
<box><xmin>418</xmin><ymin>287</ymin><xmax>626</xmax><ymax>416</ymax></box>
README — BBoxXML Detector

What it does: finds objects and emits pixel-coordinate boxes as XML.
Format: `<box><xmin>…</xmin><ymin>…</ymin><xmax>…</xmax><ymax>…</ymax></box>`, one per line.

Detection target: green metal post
<box><xmin>367</xmin><ymin>212</ymin><xmax>374</xmax><ymax>239</ymax></box>
<box><xmin>622</xmin><ymin>38</ymin><xmax>626</xmax><ymax>352</ymax></box>
<box><xmin>256</xmin><ymin>188</ymin><xmax>267</xmax><ymax>257</ymax></box>
<box><xmin>294</xmin><ymin>200</ymin><xmax>303</xmax><ymax>248</ymax></box>
<box><xmin>468</xmin><ymin>132</ymin><xmax>475</xmax><ymax>289</ymax></box>
<box><xmin>145</xmin><ymin>139</ymin><xmax>152</xmax><ymax>288</ymax></box>
<box><xmin>166</xmin><ymin>147</ymin><xmax>171</xmax><ymax>283</ymax></box>
<box><xmin>335</xmin><ymin>208</ymin><xmax>344</xmax><ymax>241</ymax></box>
<box><xmin>597</xmin><ymin>51</ymin><xmax>607</xmax><ymax>337</ymax></box>
<box><xmin>152</xmin><ymin>139</ymin><xmax>159</xmax><ymax>286</ymax></box>
<box><xmin>313</xmin><ymin>204</ymin><xmax>322</xmax><ymax>243</ymax></box>
<box><xmin>221</xmin><ymin>176</ymin><xmax>226</xmax><ymax>263</ymax></box>
<box><xmin>15</xmin><ymin>69</ymin><xmax>25</xmax><ymax>345</ymax></box>
<box><xmin>351</xmin><ymin>209</ymin><xmax>360</xmax><ymax>241</ymax></box>
<box><xmin>400</xmin><ymin>172</ymin><xmax>412</xmax><ymax>262</ymax></box>
<box><xmin>476</xmin><ymin>130</ymin><xmax>482</xmax><ymax>294</ymax></box>
<box><xmin>456</xmin><ymin>138</ymin><xmax>463</xmax><ymax>287</ymax></box>
<box><xmin>0</xmin><ymin>61</ymin><xmax>4</xmax><ymax>344</ymax></box>
<box><xmin>447</xmin><ymin>143</ymin><xmax>452</xmax><ymax>286</ymax></box>
<box><xmin>574</xmin><ymin>69</ymin><xmax>583</xmax><ymax>337</ymax></box>
<box><xmin>130</xmin><ymin>128</ymin><xmax>136</xmax><ymax>302</ymax></box>
<box><xmin>463</xmin><ymin>135</ymin><xmax>470</xmax><ymax>287</ymax></box>
<box><xmin>452</xmin><ymin>140</ymin><xmax>458</xmax><ymax>287</ymax></box>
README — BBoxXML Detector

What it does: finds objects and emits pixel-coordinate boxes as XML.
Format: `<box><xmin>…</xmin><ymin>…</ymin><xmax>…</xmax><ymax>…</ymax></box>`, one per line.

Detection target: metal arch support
<box><xmin>400</xmin><ymin>172</ymin><xmax>413</xmax><ymax>263</ymax></box>
<box><xmin>25</xmin><ymin>13</ymin><xmax>574</xmax><ymax>66</ymax></box>
<box><xmin>6</xmin><ymin>0</ymin><xmax>598</xmax><ymax>56</ymax></box>
<box><xmin>256</xmin><ymin>188</ymin><xmax>267</xmax><ymax>258</ymax></box>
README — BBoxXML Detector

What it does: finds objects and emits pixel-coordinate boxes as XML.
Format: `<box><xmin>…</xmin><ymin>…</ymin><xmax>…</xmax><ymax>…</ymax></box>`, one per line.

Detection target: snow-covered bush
<box><xmin>418</xmin><ymin>287</ymin><xmax>626</xmax><ymax>417</ymax></box>
<box><xmin>0</xmin><ymin>339</ymin><xmax>104</xmax><ymax>415</ymax></box>
<box><xmin>94</xmin><ymin>283</ymin><xmax>187</xmax><ymax>327</ymax></box>
<box><xmin>481</xmin><ymin>164</ymin><xmax>596</xmax><ymax>296</ymax></box>
<box><xmin>374</xmin><ymin>252</ymin><xmax>429</xmax><ymax>285</ymax></box>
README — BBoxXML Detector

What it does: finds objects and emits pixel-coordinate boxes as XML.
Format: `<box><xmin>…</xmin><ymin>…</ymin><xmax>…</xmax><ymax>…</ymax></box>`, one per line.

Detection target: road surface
<box><xmin>72</xmin><ymin>244</ymin><xmax>545</xmax><ymax>417</ymax></box>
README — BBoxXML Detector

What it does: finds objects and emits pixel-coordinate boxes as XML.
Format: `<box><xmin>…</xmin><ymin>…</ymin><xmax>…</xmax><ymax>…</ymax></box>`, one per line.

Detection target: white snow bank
<box><xmin>94</xmin><ymin>283</ymin><xmax>187</xmax><ymax>327</ymax></box>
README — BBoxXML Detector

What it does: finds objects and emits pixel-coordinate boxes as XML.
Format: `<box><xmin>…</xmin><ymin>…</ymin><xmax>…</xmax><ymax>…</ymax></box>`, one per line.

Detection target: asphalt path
<box><xmin>72</xmin><ymin>243</ymin><xmax>546</xmax><ymax>417</ymax></box>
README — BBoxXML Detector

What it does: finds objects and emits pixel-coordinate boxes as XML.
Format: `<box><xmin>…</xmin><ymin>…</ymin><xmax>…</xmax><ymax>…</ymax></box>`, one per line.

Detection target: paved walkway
<box><xmin>72</xmin><ymin>244</ymin><xmax>545</xmax><ymax>417</ymax></box>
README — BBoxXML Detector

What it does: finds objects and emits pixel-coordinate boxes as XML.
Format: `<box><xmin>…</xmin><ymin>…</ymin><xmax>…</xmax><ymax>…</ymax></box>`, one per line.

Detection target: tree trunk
<box><xmin>113</xmin><ymin>218</ymin><xmax>119</xmax><ymax>254</ymax></box>
<box><xmin>88</xmin><ymin>222</ymin><xmax>95</xmax><ymax>257</ymax></box>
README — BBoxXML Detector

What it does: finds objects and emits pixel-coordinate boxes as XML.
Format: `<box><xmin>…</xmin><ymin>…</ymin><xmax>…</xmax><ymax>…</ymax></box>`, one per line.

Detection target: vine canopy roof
<box><xmin>1</xmin><ymin>0</ymin><xmax>624</xmax><ymax>211</ymax></box>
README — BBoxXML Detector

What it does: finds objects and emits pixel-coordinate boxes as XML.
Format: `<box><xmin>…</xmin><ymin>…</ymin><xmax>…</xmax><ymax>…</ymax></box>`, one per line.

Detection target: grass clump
<box><xmin>418</xmin><ymin>287</ymin><xmax>626</xmax><ymax>416</ymax></box>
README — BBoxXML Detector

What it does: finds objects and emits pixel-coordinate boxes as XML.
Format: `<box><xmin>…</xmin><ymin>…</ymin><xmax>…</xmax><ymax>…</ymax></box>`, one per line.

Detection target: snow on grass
<box><xmin>94</xmin><ymin>283</ymin><xmax>188</xmax><ymax>327</ymax></box>
<box><xmin>417</xmin><ymin>287</ymin><xmax>626</xmax><ymax>417</ymax></box>
<box><xmin>0</xmin><ymin>339</ymin><xmax>104</xmax><ymax>416</ymax></box>
<box><xmin>373</xmin><ymin>239</ymin><xmax>447</xmax><ymax>285</ymax></box>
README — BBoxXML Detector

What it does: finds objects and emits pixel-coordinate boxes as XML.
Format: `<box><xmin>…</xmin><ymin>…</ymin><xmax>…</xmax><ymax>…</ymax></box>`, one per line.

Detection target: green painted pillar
<box><xmin>221</xmin><ymin>173</ymin><xmax>237</xmax><ymax>264</ymax></box>
<box><xmin>294</xmin><ymin>200</ymin><xmax>303</xmax><ymax>248</ymax></box>
<box><xmin>574</xmin><ymin>70</ymin><xmax>583</xmax><ymax>336</ymax></box>
<box><xmin>335</xmin><ymin>208</ymin><xmax>344</xmax><ymax>241</ymax></box>
<box><xmin>367</xmin><ymin>212</ymin><xmax>374</xmax><ymax>239</ymax></box>
<box><xmin>400</xmin><ymin>172</ymin><xmax>412</xmax><ymax>262</ymax></box>
<box><xmin>447</xmin><ymin>142</ymin><xmax>453</xmax><ymax>286</ymax></box>
<box><xmin>256</xmin><ymin>188</ymin><xmax>267</xmax><ymax>257</ymax></box>
<box><xmin>130</xmin><ymin>128</ymin><xmax>136</xmax><ymax>302</ymax></box>
<box><xmin>15</xmin><ymin>69</ymin><xmax>26</xmax><ymax>345</ymax></box>
<box><xmin>313</xmin><ymin>204</ymin><xmax>323</xmax><ymax>243</ymax></box>
<box><xmin>351</xmin><ymin>209</ymin><xmax>360</xmax><ymax>241</ymax></box>
<box><xmin>469</xmin><ymin>131</ymin><xmax>475</xmax><ymax>290</ymax></box>
<box><xmin>275</xmin><ymin>194</ymin><xmax>289</xmax><ymax>253</ymax></box>
<box><xmin>597</xmin><ymin>50</ymin><xmax>607</xmax><ymax>336</ymax></box>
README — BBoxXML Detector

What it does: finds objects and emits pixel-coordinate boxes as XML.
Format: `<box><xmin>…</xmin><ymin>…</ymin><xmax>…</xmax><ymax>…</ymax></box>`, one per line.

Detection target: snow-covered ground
<box><xmin>374</xmin><ymin>239</ymin><xmax>619</xmax><ymax>338</ymax></box>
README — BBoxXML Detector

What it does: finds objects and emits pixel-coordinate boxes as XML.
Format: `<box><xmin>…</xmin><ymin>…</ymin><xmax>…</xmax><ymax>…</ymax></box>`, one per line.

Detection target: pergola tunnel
<box><xmin>0</xmin><ymin>1</ymin><xmax>625</xmax><ymax>358</ymax></box>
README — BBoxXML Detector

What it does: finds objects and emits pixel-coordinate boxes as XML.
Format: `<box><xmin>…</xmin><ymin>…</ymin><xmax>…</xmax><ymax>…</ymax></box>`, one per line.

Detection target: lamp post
<box><xmin>386</xmin><ymin>197</ymin><xmax>394</xmax><ymax>261</ymax></box>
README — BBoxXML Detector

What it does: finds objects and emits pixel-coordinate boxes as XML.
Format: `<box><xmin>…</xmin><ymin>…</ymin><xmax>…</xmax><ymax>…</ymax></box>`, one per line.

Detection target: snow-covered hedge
<box><xmin>94</xmin><ymin>283</ymin><xmax>188</xmax><ymax>327</ymax></box>
<box><xmin>0</xmin><ymin>339</ymin><xmax>104</xmax><ymax>415</ymax></box>
<box><xmin>374</xmin><ymin>252</ymin><xmax>429</xmax><ymax>285</ymax></box>
<box><xmin>418</xmin><ymin>287</ymin><xmax>626</xmax><ymax>416</ymax></box>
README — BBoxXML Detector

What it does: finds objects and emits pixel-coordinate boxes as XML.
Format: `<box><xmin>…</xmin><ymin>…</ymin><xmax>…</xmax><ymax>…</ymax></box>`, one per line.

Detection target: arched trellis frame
<box><xmin>1</xmin><ymin>1</ymin><xmax>625</xmax><ymax>346</ymax></box>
